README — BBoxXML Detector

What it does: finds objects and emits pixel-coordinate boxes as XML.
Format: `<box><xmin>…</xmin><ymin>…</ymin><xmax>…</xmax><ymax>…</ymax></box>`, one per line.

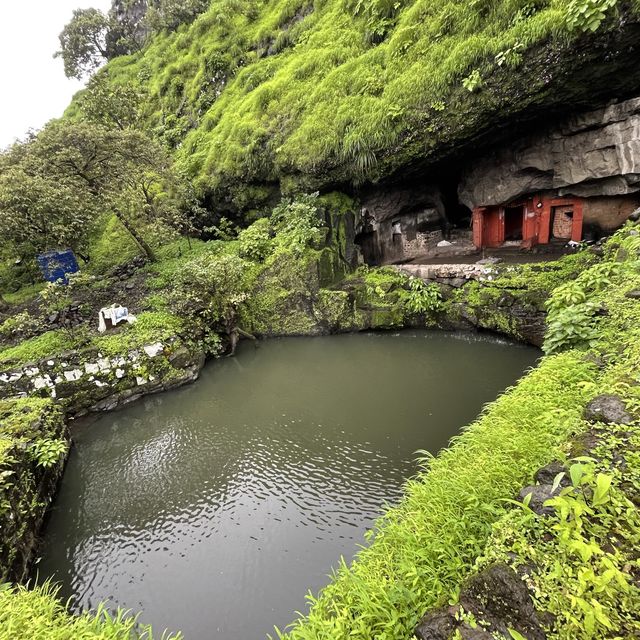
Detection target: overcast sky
<box><xmin>0</xmin><ymin>0</ymin><xmax>112</xmax><ymax>148</ymax></box>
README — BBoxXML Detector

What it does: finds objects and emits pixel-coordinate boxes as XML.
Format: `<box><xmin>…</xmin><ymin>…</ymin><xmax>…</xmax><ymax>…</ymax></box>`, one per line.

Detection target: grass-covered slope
<box><xmin>93</xmin><ymin>0</ymin><xmax>640</xmax><ymax>196</ymax></box>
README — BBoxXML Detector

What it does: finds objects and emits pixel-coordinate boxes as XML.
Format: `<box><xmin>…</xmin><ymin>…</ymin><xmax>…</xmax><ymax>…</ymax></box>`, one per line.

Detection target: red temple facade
<box><xmin>472</xmin><ymin>194</ymin><xmax>584</xmax><ymax>249</ymax></box>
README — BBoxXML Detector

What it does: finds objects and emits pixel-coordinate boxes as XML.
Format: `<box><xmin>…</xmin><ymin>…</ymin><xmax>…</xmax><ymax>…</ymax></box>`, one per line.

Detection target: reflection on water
<box><xmin>38</xmin><ymin>332</ymin><xmax>538</xmax><ymax>639</ymax></box>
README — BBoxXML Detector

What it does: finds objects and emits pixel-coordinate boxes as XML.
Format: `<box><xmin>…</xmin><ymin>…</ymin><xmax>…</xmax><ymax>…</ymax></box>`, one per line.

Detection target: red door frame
<box><xmin>475</xmin><ymin>195</ymin><xmax>584</xmax><ymax>249</ymax></box>
<box><xmin>538</xmin><ymin>195</ymin><xmax>584</xmax><ymax>243</ymax></box>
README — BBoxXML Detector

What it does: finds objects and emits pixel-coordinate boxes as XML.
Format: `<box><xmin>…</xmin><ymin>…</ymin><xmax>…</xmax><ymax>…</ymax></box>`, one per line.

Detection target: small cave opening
<box><xmin>355</xmin><ymin>166</ymin><xmax>474</xmax><ymax>266</ymax></box>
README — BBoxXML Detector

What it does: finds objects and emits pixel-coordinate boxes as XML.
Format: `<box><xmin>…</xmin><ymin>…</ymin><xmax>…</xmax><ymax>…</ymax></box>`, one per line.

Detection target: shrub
<box><xmin>403</xmin><ymin>277</ymin><xmax>442</xmax><ymax>314</ymax></box>
<box><xmin>566</xmin><ymin>0</ymin><xmax>618</xmax><ymax>32</ymax></box>
<box><xmin>171</xmin><ymin>253</ymin><xmax>252</xmax><ymax>353</ymax></box>
<box><xmin>543</xmin><ymin>301</ymin><xmax>601</xmax><ymax>354</ymax></box>
<box><xmin>271</xmin><ymin>193</ymin><xmax>325</xmax><ymax>255</ymax></box>
<box><xmin>462</xmin><ymin>68</ymin><xmax>483</xmax><ymax>92</ymax></box>
<box><xmin>0</xmin><ymin>312</ymin><xmax>40</xmax><ymax>341</ymax></box>
<box><xmin>238</xmin><ymin>218</ymin><xmax>274</xmax><ymax>262</ymax></box>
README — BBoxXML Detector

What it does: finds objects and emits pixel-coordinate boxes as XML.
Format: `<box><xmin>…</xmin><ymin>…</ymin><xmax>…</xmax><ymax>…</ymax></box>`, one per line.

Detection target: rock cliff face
<box><xmin>459</xmin><ymin>96</ymin><xmax>640</xmax><ymax>212</ymax></box>
<box><xmin>357</xmin><ymin>96</ymin><xmax>640</xmax><ymax>264</ymax></box>
<box><xmin>108</xmin><ymin>0</ymin><xmax>150</xmax><ymax>53</ymax></box>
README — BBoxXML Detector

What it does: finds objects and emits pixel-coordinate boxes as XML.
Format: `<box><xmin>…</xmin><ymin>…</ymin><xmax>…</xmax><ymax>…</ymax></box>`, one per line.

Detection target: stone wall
<box><xmin>0</xmin><ymin>339</ymin><xmax>205</xmax><ymax>416</ymax></box>
<box><xmin>357</xmin><ymin>185</ymin><xmax>447</xmax><ymax>264</ymax></box>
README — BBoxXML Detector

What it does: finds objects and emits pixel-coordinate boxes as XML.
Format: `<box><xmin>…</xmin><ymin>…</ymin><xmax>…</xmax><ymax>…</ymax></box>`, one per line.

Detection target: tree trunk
<box><xmin>114</xmin><ymin>210</ymin><xmax>157</xmax><ymax>262</ymax></box>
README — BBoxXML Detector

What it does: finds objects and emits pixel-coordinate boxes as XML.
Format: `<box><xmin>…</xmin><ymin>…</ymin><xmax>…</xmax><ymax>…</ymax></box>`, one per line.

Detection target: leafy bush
<box><xmin>544</xmin><ymin>258</ymin><xmax>623</xmax><ymax>353</ymax></box>
<box><xmin>462</xmin><ymin>68</ymin><xmax>483</xmax><ymax>92</ymax></box>
<box><xmin>403</xmin><ymin>277</ymin><xmax>442</xmax><ymax>314</ymax></box>
<box><xmin>29</xmin><ymin>438</ymin><xmax>67</xmax><ymax>468</ymax></box>
<box><xmin>543</xmin><ymin>301</ymin><xmax>601</xmax><ymax>354</ymax></box>
<box><xmin>271</xmin><ymin>193</ymin><xmax>325</xmax><ymax>255</ymax></box>
<box><xmin>171</xmin><ymin>253</ymin><xmax>251</xmax><ymax>353</ymax></box>
<box><xmin>566</xmin><ymin>0</ymin><xmax>618</xmax><ymax>32</ymax></box>
<box><xmin>480</xmin><ymin>431</ymin><xmax>640</xmax><ymax>638</ymax></box>
<box><xmin>238</xmin><ymin>218</ymin><xmax>273</xmax><ymax>262</ymax></box>
<box><xmin>546</xmin><ymin>281</ymin><xmax>588</xmax><ymax>314</ymax></box>
<box><xmin>0</xmin><ymin>312</ymin><xmax>40</xmax><ymax>341</ymax></box>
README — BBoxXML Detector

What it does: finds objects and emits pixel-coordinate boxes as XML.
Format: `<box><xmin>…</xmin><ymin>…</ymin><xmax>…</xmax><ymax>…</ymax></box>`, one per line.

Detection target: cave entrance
<box><xmin>504</xmin><ymin>206</ymin><xmax>524</xmax><ymax>241</ymax></box>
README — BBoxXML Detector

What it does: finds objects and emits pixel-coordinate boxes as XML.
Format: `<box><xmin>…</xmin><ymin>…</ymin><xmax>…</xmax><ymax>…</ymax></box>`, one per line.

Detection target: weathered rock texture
<box><xmin>396</xmin><ymin>264</ymin><xmax>547</xmax><ymax>347</ymax></box>
<box><xmin>415</xmin><ymin>563</ymin><xmax>547</xmax><ymax>640</ymax></box>
<box><xmin>0</xmin><ymin>340</ymin><xmax>205</xmax><ymax>416</ymax></box>
<box><xmin>357</xmin><ymin>185</ymin><xmax>449</xmax><ymax>264</ymax></box>
<box><xmin>584</xmin><ymin>393</ymin><xmax>633</xmax><ymax>425</ymax></box>
<box><xmin>459</xmin><ymin>97</ymin><xmax>640</xmax><ymax>216</ymax></box>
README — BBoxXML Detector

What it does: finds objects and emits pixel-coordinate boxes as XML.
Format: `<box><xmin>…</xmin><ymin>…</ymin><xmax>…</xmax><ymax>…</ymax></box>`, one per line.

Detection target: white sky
<box><xmin>0</xmin><ymin>0</ymin><xmax>112</xmax><ymax>148</ymax></box>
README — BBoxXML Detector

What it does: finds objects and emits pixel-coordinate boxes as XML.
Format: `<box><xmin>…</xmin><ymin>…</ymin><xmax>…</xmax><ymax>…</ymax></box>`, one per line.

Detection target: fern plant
<box><xmin>566</xmin><ymin>0</ymin><xmax>618</xmax><ymax>32</ymax></box>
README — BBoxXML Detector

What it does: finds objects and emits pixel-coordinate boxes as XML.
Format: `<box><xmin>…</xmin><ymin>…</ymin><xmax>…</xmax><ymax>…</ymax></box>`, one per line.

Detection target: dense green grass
<box><xmin>0</xmin><ymin>582</ymin><xmax>180</xmax><ymax>640</ymax></box>
<box><xmin>470</xmin><ymin>230</ymin><xmax>640</xmax><ymax>638</ymax></box>
<box><xmin>0</xmin><ymin>331</ymin><xmax>80</xmax><ymax>366</ymax></box>
<box><xmin>276</xmin><ymin>351</ymin><xmax>597</xmax><ymax>639</ymax></box>
<box><xmin>91</xmin><ymin>0</ymin><xmax>633</xmax><ymax>193</ymax></box>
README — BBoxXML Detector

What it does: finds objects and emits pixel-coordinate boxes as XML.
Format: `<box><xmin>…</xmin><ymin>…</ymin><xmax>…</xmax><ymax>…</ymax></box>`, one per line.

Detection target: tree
<box><xmin>76</xmin><ymin>71</ymin><xmax>146</xmax><ymax>130</ymax></box>
<box><xmin>171</xmin><ymin>253</ymin><xmax>251</xmax><ymax>354</ymax></box>
<box><xmin>55</xmin><ymin>8</ymin><xmax>111</xmax><ymax>79</ymax></box>
<box><xmin>0</xmin><ymin>139</ymin><xmax>99</xmax><ymax>256</ymax></box>
<box><xmin>56</xmin><ymin>1</ymin><xmax>209</xmax><ymax>80</ymax></box>
<box><xmin>0</xmin><ymin>166</ymin><xmax>97</xmax><ymax>255</ymax></box>
<box><xmin>55</xmin><ymin>3</ymin><xmax>148</xmax><ymax>80</ymax></box>
<box><xmin>0</xmin><ymin>121</ymin><xmax>196</xmax><ymax>263</ymax></box>
<box><xmin>34</xmin><ymin>121</ymin><xmax>167</xmax><ymax>261</ymax></box>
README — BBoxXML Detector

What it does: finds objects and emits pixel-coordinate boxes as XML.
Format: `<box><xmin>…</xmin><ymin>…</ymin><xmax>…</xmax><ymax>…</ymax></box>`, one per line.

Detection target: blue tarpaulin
<box><xmin>37</xmin><ymin>250</ymin><xmax>79</xmax><ymax>284</ymax></box>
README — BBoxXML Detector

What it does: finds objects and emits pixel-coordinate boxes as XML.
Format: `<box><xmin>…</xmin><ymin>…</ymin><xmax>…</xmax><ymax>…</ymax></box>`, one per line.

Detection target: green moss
<box><xmin>88</xmin><ymin>0</ymin><xmax>636</xmax><ymax>195</ymax></box>
<box><xmin>86</xmin><ymin>214</ymin><xmax>141</xmax><ymax>274</ymax></box>
<box><xmin>1</xmin><ymin>283</ymin><xmax>45</xmax><ymax>306</ymax></box>
<box><xmin>0</xmin><ymin>398</ymin><xmax>66</xmax><ymax>582</ymax></box>
<box><xmin>93</xmin><ymin>311</ymin><xmax>184</xmax><ymax>356</ymax></box>
<box><xmin>0</xmin><ymin>312</ymin><xmax>183</xmax><ymax>368</ymax></box>
<box><xmin>0</xmin><ymin>398</ymin><xmax>61</xmax><ymax>444</ymax></box>
<box><xmin>0</xmin><ymin>331</ymin><xmax>83</xmax><ymax>367</ymax></box>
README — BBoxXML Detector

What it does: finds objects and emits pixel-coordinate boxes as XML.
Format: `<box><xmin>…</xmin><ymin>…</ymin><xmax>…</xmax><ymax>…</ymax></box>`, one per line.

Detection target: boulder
<box><xmin>584</xmin><ymin>394</ymin><xmax>633</xmax><ymax>425</ymax></box>
<box><xmin>519</xmin><ymin>484</ymin><xmax>559</xmax><ymax>517</ymax></box>
<box><xmin>415</xmin><ymin>608</ymin><xmax>457</xmax><ymax>640</ymax></box>
<box><xmin>459</xmin><ymin>563</ymin><xmax>547</xmax><ymax>640</ymax></box>
<box><xmin>534</xmin><ymin>460</ymin><xmax>569</xmax><ymax>486</ymax></box>
<box><xmin>416</xmin><ymin>564</ymin><xmax>547</xmax><ymax>640</ymax></box>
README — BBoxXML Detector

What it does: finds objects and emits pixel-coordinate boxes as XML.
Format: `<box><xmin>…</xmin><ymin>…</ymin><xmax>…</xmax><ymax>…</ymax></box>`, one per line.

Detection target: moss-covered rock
<box><xmin>0</xmin><ymin>398</ymin><xmax>67</xmax><ymax>582</ymax></box>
